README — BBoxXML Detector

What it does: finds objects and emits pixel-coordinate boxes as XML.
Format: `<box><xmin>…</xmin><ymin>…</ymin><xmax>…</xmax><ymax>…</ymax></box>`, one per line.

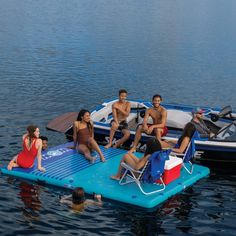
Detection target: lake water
<box><xmin>0</xmin><ymin>0</ymin><xmax>236</xmax><ymax>235</ymax></box>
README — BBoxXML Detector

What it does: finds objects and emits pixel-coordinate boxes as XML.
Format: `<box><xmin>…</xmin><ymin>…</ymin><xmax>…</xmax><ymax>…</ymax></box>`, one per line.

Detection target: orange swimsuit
<box><xmin>17</xmin><ymin>137</ymin><xmax>38</xmax><ymax>168</ymax></box>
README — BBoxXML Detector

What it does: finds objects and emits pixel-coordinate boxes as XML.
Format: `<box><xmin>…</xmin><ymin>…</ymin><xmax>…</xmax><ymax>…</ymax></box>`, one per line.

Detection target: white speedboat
<box><xmin>47</xmin><ymin>99</ymin><xmax>236</xmax><ymax>162</ymax></box>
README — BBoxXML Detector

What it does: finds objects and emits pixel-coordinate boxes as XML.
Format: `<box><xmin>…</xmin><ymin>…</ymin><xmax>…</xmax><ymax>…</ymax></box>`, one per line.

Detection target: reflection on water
<box><xmin>0</xmin><ymin>173</ymin><xmax>235</xmax><ymax>235</ymax></box>
<box><xmin>18</xmin><ymin>182</ymin><xmax>41</xmax><ymax>220</ymax></box>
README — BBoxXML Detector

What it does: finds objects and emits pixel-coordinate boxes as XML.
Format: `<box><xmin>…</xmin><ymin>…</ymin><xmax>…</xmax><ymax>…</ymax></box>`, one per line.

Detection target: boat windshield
<box><xmin>214</xmin><ymin>121</ymin><xmax>236</xmax><ymax>141</ymax></box>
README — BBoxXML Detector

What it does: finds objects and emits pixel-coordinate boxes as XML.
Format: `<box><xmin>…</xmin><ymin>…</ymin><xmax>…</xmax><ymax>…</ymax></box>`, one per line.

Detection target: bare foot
<box><xmin>112</xmin><ymin>143</ymin><xmax>119</xmax><ymax>148</ymax></box>
<box><xmin>86</xmin><ymin>156</ymin><xmax>96</xmax><ymax>163</ymax></box>
<box><xmin>104</xmin><ymin>143</ymin><xmax>112</xmax><ymax>149</ymax></box>
<box><xmin>91</xmin><ymin>156</ymin><xmax>96</xmax><ymax>163</ymax></box>
<box><xmin>110</xmin><ymin>175</ymin><xmax>121</xmax><ymax>180</ymax></box>
<box><xmin>100</xmin><ymin>156</ymin><xmax>106</xmax><ymax>162</ymax></box>
<box><xmin>38</xmin><ymin>166</ymin><xmax>46</xmax><ymax>172</ymax></box>
<box><xmin>7</xmin><ymin>160</ymin><xmax>16</xmax><ymax>171</ymax></box>
<box><xmin>128</xmin><ymin>147</ymin><xmax>136</xmax><ymax>154</ymax></box>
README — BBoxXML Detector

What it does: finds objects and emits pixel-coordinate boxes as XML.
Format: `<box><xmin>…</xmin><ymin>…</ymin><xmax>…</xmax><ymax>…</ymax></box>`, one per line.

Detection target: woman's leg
<box><xmin>78</xmin><ymin>144</ymin><xmax>95</xmax><ymax>163</ymax></box>
<box><xmin>88</xmin><ymin>138</ymin><xmax>105</xmax><ymax>162</ymax></box>
<box><xmin>7</xmin><ymin>155</ymin><xmax>19</xmax><ymax>170</ymax></box>
<box><xmin>111</xmin><ymin>153</ymin><xmax>140</xmax><ymax>180</ymax></box>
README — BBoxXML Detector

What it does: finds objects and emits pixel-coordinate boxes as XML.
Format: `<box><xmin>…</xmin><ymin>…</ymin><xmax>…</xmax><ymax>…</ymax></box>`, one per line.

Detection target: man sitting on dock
<box><xmin>105</xmin><ymin>89</ymin><xmax>131</xmax><ymax>149</ymax></box>
<box><xmin>129</xmin><ymin>94</ymin><xmax>168</xmax><ymax>153</ymax></box>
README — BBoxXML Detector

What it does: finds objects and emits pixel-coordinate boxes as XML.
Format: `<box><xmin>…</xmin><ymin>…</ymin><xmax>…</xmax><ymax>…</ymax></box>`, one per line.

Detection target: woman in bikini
<box><xmin>7</xmin><ymin>125</ymin><xmax>46</xmax><ymax>172</ymax></box>
<box><xmin>73</xmin><ymin>109</ymin><xmax>105</xmax><ymax>163</ymax></box>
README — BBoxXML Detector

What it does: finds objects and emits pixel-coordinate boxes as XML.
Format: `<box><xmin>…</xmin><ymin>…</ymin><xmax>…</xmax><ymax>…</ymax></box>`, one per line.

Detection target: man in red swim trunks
<box><xmin>129</xmin><ymin>94</ymin><xmax>168</xmax><ymax>153</ymax></box>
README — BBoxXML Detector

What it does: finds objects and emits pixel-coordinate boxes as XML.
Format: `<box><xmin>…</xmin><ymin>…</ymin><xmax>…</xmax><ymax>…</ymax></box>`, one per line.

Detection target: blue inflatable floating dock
<box><xmin>1</xmin><ymin>143</ymin><xmax>210</xmax><ymax>209</ymax></box>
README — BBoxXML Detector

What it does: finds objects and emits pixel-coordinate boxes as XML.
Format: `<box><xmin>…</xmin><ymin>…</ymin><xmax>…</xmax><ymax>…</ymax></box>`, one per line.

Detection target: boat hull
<box><xmin>63</xmin><ymin>124</ymin><xmax>236</xmax><ymax>163</ymax></box>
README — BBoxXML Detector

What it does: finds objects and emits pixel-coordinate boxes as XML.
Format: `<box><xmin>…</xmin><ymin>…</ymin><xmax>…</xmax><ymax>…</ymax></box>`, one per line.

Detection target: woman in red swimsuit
<box><xmin>73</xmin><ymin>109</ymin><xmax>105</xmax><ymax>163</ymax></box>
<box><xmin>7</xmin><ymin>125</ymin><xmax>46</xmax><ymax>172</ymax></box>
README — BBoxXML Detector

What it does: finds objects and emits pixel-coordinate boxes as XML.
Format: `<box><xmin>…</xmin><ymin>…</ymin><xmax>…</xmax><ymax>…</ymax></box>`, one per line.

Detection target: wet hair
<box><xmin>77</xmin><ymin>109</ymin><xmax>92</xmax><ymax>134</ymax></box>
<box><xmin>72</xmin><ymin>187</ymin><xmax>86</xmax><ymax>204</ymax></box>
<box><xmin>27</xmin><ymin>125</ymin><xmax>38</xmax><ymax>146</ymax></box>
<box><xmin>119</xmin><ymin>89</ymin><xmax>127</xmax><ymax>95</ymax></box>
<box><xmin>152</xmin><ymin>94</ymin><xmax>162</xmax><ymax>101</ymax></box>
<box><xmin>144</xmin><ymin>137</ymin><xmax>162</xmax><ymax>156</ymax></box>
<box><xmin>39</xmin><ymin>136</ymin><xmax>48</xmax><ymax>142</ymax></box>
<box><xmin>178</xmin><ymin>122</ymin><xmax>196</xmax><ymax>145</ymax></box>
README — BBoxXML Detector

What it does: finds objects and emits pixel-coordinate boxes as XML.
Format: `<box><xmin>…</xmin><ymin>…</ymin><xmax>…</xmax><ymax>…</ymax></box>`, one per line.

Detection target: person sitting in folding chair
<box><xmin>110</xmin><ymin>138</ymin><xmax>162</xmax><ymax>181</ymax></box>
<box><xmin>160</xmin><ymin>122</ymin><xmax>196</xmax><ymax>153</ymax></box>
<box><xmin>161</xmin><ymin>122</ymin><xmax>197</xmax><ymax>174</ymax></box>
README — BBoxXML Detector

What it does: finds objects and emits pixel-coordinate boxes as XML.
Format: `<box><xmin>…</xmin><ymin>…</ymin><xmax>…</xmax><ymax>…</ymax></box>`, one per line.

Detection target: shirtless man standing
<box><xmin>105</xmin><ymin>89</ymin><xmax>131</xmax><ymax>149</ymax></box>
<box><xmin>129</xmin><ymin>94</ymin><xmax>168</xmax><ymax>153</ymax></box>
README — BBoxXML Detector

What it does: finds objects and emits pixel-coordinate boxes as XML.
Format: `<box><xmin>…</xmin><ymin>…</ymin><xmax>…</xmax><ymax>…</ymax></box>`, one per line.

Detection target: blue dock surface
<box><xmin>1</xmin><ymin>142</ymin><xmax>210</xmax><ymax>209</ymax></box>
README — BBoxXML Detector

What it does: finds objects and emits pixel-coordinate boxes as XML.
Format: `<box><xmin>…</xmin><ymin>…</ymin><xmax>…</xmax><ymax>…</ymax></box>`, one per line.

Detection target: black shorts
<box><xmin>110</xmin><ymin>120</ymin><xmax>129</xmax><ymax>131</ymax></box>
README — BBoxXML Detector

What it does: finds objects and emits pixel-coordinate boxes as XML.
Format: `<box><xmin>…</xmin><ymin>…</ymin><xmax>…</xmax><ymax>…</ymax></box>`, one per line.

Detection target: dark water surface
<box><xmin>0</xmin><ymin>0</ymin><xmax>236</xmax><ymax>235</ymax></box>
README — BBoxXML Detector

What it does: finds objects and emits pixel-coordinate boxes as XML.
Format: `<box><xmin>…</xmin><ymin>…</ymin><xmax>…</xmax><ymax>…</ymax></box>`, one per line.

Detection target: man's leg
<box><xmin>113</xmin><ymin>129</ymin><xmax>130</xmax><ymax>148</ymax></box>
<box><xmin>105</xmin><ymin>121</ymin><xmax>118</xmax><ymax>149</ymax></box>
<box><xmin>129</xmin><ymin>125</ymin><xmax>143</xmax><ymax>153</ymax></box>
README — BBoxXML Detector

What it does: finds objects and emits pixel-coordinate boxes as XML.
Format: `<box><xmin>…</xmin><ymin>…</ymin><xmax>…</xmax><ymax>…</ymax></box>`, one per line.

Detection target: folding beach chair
<box><xmin>172</xmin><ymin>131</ymin><xmax>198</xmax><ymax>174</ymax></box>
<box><xmin>119</xmin><ymin>150</ymin><xmax>170</xmax><ymax>195</ymax></box>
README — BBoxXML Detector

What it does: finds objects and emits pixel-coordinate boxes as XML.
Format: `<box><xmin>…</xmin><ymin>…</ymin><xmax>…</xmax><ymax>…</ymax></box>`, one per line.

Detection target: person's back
<box><xmin>17</xmin><ymin>135</ymin><xmax>38</xmax><ymax>168</ymax></box>
<box><xmin>8</xmin><ymin>125</ymin><xmax>45</xmax><ymax>172</ymax></box>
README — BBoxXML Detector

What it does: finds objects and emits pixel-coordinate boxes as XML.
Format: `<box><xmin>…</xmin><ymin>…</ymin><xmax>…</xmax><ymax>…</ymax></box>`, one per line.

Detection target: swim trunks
<box><xmin>146</xmin><ymin>124</ymin><xmax>168</xmax><ymax>136</ymax></box>
<box><xmin>110</xmin><ymin>120</ymin><xmax>129</xmax><ymax>131</ymax></box>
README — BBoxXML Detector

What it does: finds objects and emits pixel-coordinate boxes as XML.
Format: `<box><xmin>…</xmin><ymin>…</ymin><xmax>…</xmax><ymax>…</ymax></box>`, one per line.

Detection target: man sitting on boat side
<box><xmin>105</xmin><ymin>89</ymin><xmax>131</xmax><ymax>149</ymax></box>
<box><xmin>191</xmin><ymin>108</ymin><xmax>215</xmax><ymax>138</ymax></box>
<box><xmin>129</xmin><ymin>94</ymin><xmax>168</xmax><ymax>153</ymax></box>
